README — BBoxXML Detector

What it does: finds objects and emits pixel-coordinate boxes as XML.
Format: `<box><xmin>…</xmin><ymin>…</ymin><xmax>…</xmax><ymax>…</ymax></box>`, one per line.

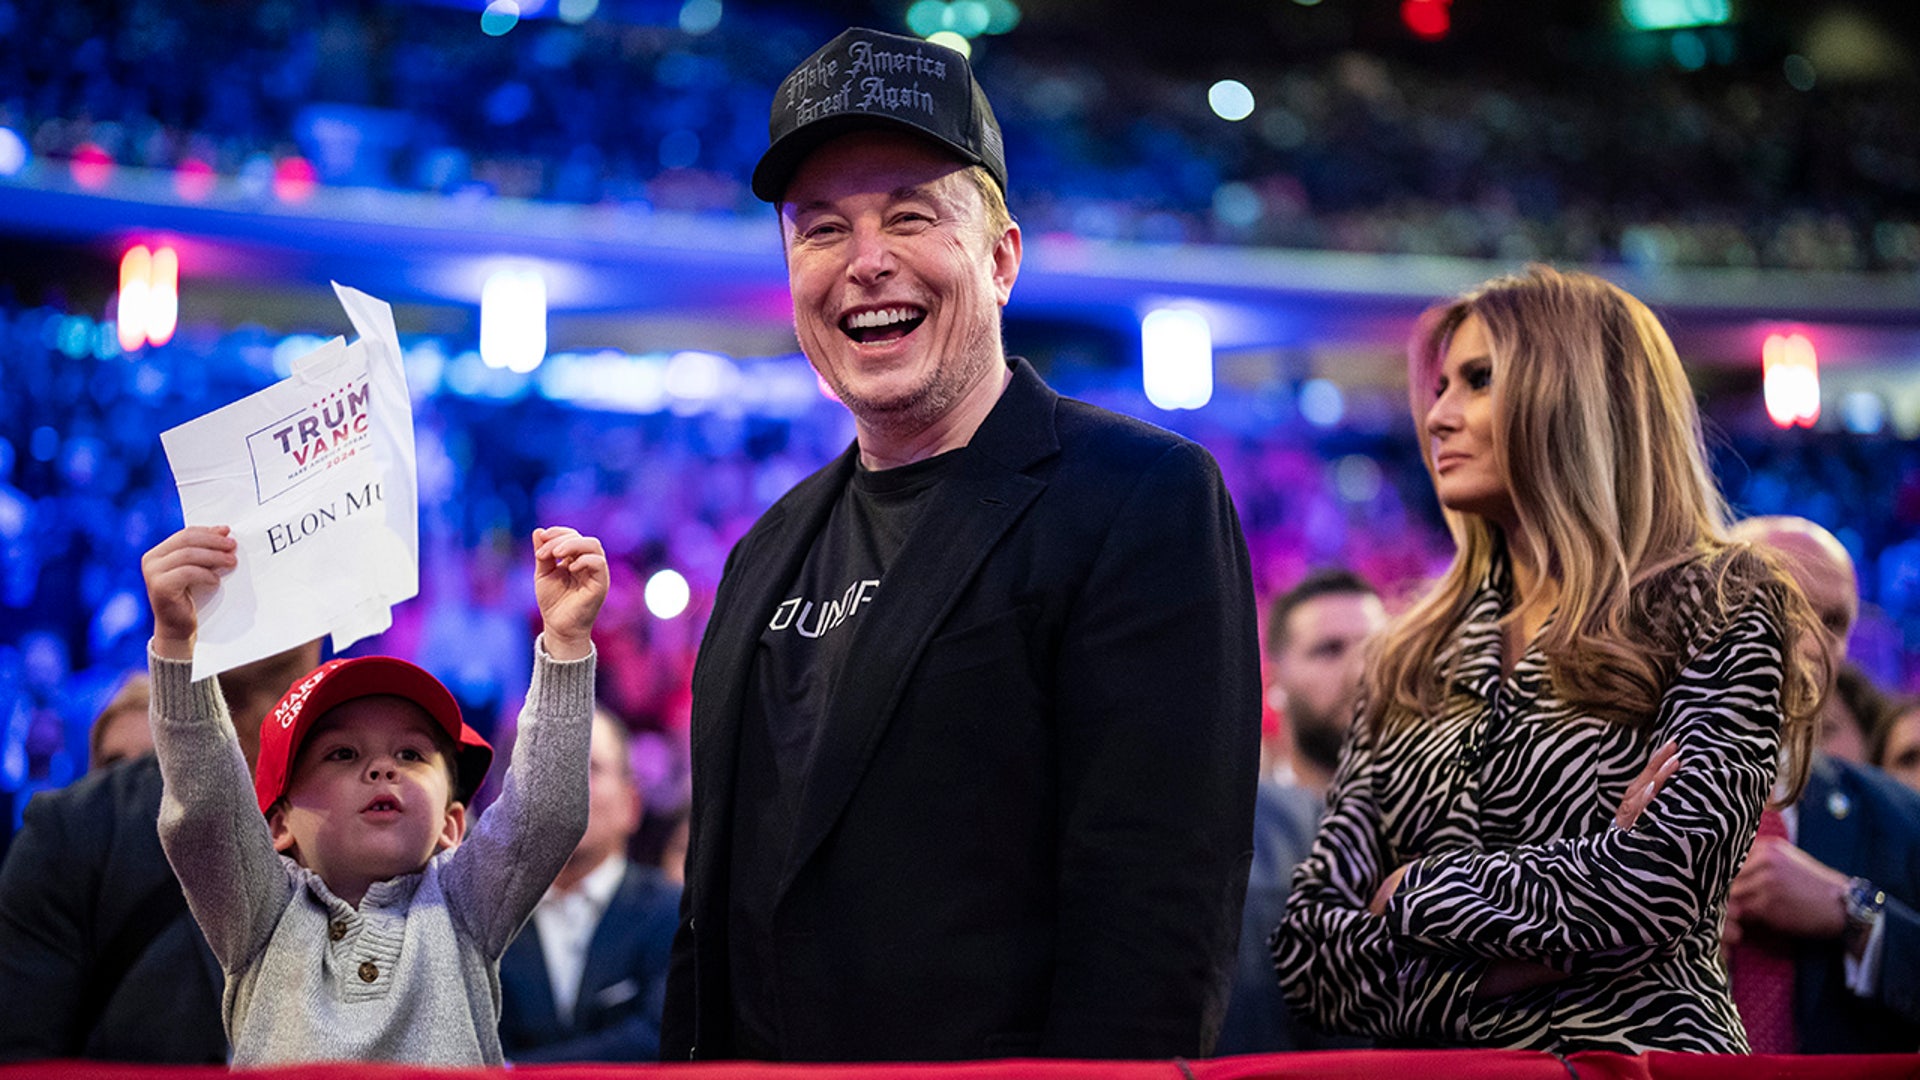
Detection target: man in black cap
<box><xmin>663</xmin><ymin>26</ymin><xmax>1261</xmax><ymax>1063</ymax></box>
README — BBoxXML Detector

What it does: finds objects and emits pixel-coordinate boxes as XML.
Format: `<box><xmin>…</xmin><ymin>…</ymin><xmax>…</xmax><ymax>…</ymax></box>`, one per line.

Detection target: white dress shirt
<box><xmin>532</xmin><ymin>854</ymin><xmax>627</xmax><ymax>1025</ymax></box>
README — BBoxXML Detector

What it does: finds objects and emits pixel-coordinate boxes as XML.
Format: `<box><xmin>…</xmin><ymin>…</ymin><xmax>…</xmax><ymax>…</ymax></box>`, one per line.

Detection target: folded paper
<box><xmin>160</xmin><ymin>283</ymin><xmax>420</xmax><ymax>679</ymax></box>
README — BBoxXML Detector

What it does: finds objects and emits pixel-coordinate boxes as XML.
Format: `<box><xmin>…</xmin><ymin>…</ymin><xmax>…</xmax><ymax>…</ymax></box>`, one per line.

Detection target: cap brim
<box><xmin>255</xmin><ymin>657</ymin><xmax>493</xmax><ymax>812</ymax></box>
<box><xmin>752</xmin><ymin>112</ymin><xmax>988</xmax><ymax>203</ymax></box>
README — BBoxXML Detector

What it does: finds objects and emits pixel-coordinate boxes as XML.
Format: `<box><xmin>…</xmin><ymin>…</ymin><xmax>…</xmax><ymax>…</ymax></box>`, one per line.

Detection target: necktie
<box><xmin>1728</xmin><ymin>807</ymin><xmax>1797</xmax><ymax>1054</ymax></box>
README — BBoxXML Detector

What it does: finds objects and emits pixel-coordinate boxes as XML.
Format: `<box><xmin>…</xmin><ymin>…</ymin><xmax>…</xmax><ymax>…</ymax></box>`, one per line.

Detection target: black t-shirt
<box><xmin>727</xmin><ymin>448</ymin><xmax>958</xmax><ymax>1057</ymax></box>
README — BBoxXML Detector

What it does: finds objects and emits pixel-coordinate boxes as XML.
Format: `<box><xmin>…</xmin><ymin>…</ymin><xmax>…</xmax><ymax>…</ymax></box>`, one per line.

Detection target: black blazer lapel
<box><xmin>780</xmin><ymin>361</ymin><xmax>1061</xmax><ymax>890</ymax></box>
<box><xmin>687</xmin><ymin>449</ymin><xmax>855</xmax><ymax>899</ymax></box>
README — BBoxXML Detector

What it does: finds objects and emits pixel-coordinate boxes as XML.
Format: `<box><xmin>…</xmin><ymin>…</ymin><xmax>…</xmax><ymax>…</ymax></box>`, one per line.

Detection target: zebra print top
<box><xmin>1273</xmin><ymin>556</ymin><xmax>1786</xmax><ymax>1054</ymax></box>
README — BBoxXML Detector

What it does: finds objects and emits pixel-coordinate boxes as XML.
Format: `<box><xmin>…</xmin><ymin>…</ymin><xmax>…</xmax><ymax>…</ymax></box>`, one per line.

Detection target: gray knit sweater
<box><xmin>151</xmin><ymin>642</ymin><xmax>594</xmax><ymax>1067</ymax></box>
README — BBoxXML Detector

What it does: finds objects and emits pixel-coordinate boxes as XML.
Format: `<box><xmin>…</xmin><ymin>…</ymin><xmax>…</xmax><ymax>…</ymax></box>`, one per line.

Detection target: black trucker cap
<box><xmin>752</xmin><ymin>27</ymin><xmax>1007</xmax><ymax>203</ymax></box>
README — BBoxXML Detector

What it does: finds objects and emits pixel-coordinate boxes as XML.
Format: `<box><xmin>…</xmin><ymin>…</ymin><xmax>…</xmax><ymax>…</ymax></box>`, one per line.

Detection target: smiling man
<box><xmin>662</xmin><ymin>27</ymin><xmax>1262</xmax><ymax>1063</ymax></box>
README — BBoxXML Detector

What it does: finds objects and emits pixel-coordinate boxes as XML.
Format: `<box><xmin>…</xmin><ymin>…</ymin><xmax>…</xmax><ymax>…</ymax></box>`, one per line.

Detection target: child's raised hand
<box><xmin>141</xmin><ymin>526</ymin><xmax>238</xmax><ymax>661</ymax></box>
<box><xmin>532</xmin><ymin>526</ymin><xmax>609</xmax><ymax>662</ymax></box>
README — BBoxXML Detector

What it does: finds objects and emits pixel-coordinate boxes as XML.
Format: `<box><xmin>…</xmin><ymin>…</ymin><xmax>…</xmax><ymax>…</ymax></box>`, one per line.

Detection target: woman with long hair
<box><xmin>1274</xmin><ymin>266</ymin><xmax>1824</xmax><ymax>1052</ymax></box>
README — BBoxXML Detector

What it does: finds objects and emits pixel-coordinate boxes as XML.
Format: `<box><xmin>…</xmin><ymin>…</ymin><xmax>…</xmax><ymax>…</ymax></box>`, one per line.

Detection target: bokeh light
<box><xmin>950</xmin><ymin>0</ymin><xmax>991</xmax><ymax>36</ymax></box>
<box><xmin>1212</xmin><ymin>182</ymin><xmax>1262</xmax><ymax>229</ymax></box>
<box><xmin>981</xmin><ymin>0</ymin><xmax>1021</xmax><ymax>33</ymax></box>
<box><xmin>1784</xmin><ymin>54</ymin><xmax>1817</xmax><ymax>91</ymax></box>
<box><xmin>1334</xmin><ymin>454</ymin><xmax>1383</xmax><ymax>503</ymax></box>
<box><xmin>645</xmin><ymin>569</ymin><xmax>692</xmax><ymax>620</ymax></box>
<box><xmin>1841</xmin><ymin>391</ymin><xmax>1886</xmax><ymax>435</ymax></box>
<box><xmin>1622</xmin><ymin>0</ymin><xmax>1730</xmax><ymax>32</ymax></box>
<box><xmin>1401</xmin><ymin>0</ymin><xmax>1452</xmax><ymax>40</ymax></box>
<box><xmin>0</xmin><ymin>127</ymin><xmax>27</xmax><ymax>177</ymax></box>
<box><xmin>1299</xmin><ymin>379</ymin><xmax>1345</xmax><ymax>427</ymax></box>
<box><xmin>679</xmin><ymin>0</ymin><xmax>722</xmax><ymax>36</ymax></box>
<box><xmin>173</xmin><ymin>157</ymin><xmax>217</xmax><ymax>201</ymax></box>
<box><xmin>70</xmin><ymin>142</ymin><xmax>114</xmax><ymax>190</ymax></box>
<box><xmin>906</xmin><ymin>0</ymin><xmax>946</xmax><ymax>36</ymax></box>
<box><xmin>1208</xmin><ymin>79</ymin><xmax>1256</xmax><ymax>122</ymax></box>
<box><xmin>272</xmin><ymin>156</ymin><xmax>317</xmax><ymax>202</ymax></box>
<box><xmin>927</xmin><ymin>30</ymin><xmax>971</xmax><ymax>57</ymax></box>
<box><xmin>480</xmin><ymin>0</ymin><xmax>521</xmax><ymax>37</ymax></box>
<box><xmin>1670</xmin><ymin>30</ymin><xmax>1708</xmax><ymax>70</ymax></box>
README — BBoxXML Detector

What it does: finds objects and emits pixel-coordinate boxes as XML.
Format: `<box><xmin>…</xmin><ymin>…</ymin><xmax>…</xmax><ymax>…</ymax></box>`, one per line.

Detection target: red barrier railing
<box><xmin>3</xmin><ymin>1051</ymin><xmax>1916</xmax><ymax>1080</ymax></box>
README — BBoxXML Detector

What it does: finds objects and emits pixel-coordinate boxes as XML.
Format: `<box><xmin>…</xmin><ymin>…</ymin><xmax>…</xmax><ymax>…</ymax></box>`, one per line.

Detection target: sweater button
<box><xmin>358</xmin><ymin>961</ymin><xmax>379</xmax><ymax>983</ymax></box>
<box><xmin>329</xmin><ymin>920</ymin><xmax>348</xmax><ymax>942</ymax></box>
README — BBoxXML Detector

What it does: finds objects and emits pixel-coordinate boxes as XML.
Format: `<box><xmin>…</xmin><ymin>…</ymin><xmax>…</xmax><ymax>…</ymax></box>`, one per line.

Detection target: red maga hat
<box><xmin>253</xmin><ymin>656</ymin><xmax>493</xmax><ymax>815</ymax></box>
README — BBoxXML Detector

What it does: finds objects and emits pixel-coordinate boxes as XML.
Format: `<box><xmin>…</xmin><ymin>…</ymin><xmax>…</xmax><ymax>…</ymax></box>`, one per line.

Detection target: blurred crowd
<box><xmin>3</xmin><ymin>291</ymin><xmax>1918</xmax><ymax>850</ymax></box>
<box><xmin>2</xmin><ymin>0</ymin><xmax>1916</xmax><ymax>270</ymax></box>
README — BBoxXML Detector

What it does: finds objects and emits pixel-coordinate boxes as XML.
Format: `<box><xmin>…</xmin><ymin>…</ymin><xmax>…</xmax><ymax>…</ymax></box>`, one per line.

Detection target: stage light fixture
<box><xmin>118</xmin><ymin>247</ymin><xmax>151</xmax><ymax>353</ymax></box>
<box><xmin>147</xmin><ymin>247</ymin><xmax>179</xmax><ymax>346</ymax></box>
<box><xmin>1762</xmin><ymin>331</ymin><xmax>1820</xmax><ymax>429</ymax></box>
<box><xmin>1142</xmin><ymin>307</ymin><xmax>1213</xmax><ymax>411</ymax></box>
<box><xmin>116</xmin><ymin>244</ymin><xmax>180</xmax><ymax>352</ymax></box>
<box><xmin>480</xmin><ymin>269</ymin><xmax>548</xmax><ymax>373</ymax></box>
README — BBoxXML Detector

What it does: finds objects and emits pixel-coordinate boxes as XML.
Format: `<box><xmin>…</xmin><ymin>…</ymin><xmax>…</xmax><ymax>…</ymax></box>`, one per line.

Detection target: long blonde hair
<box><xmin>1364</xmin><ymin>266</ymin><xmax>1821</xmax><ymax>798</ymax></box>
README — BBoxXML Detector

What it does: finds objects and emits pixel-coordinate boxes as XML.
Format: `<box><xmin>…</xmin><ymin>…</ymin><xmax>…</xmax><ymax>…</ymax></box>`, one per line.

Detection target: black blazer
<box><xmin>1794</xmin><ymin>755</ymin><xmax>1920</xmax><ymax>1053</ymax></box>
<box><xmin>663</xmin><ymin>359</ymin><xmax>1262</xmax><ymax>1062</ymax></box>
<box><xmin>498</xmin><ymin>861</ymin><xmax>682</xmax><ymax>1062</ymax></box>
<box><xmin>0</xmin><ymin>755</ymin><xmax>227</xmax><ymax>1063</ymax></box>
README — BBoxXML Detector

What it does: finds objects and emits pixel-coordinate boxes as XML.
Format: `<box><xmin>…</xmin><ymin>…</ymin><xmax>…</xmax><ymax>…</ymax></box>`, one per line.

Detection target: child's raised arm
<box><xmin>141</xmin><ymin>525</ymin><xmax>238</xmax><ymax>661</ymax></box>
<box><xmin>141</xmin><ymin>524</ymin><xmax>293</xmax><ymax>973</ymax></box>
<box><xmin>442</xmin><ymin>526</ymin><xmax>603</xmax><ymax>955</ymax></box>
<box><xmin>531</xmin><ymin>526</ymin><xmax>609</xmax><ymax>662</ymax></box>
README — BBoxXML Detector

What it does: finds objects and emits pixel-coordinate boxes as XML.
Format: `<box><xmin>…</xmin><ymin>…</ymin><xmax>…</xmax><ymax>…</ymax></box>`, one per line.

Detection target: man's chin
<box><xmin>1293</xmin><ymin>718</ymin><xmax>1349</xmax><ymax>778</ymax></box>
<box><xmin>835</xmin><ymin>383</ymin><xmax>937</xmax><ymax>431</ymax></box>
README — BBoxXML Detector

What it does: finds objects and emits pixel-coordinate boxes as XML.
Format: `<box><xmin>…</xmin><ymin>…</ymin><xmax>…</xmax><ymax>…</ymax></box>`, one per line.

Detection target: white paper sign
<box><xmin>159</xmin><ymin>283</ymin><xmax>420</xmax><ymax>679</ymax></box>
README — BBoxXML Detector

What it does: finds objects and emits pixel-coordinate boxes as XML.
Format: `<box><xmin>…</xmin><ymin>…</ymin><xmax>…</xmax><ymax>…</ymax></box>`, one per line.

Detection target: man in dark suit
<box><xmin>1216</xmin><ymin>569</ymin><xmax>1383</xmax><ymax>1055</ymax></box>
<box><xmin>1727</xmin><ymin>516</ymin><xmax>1920</xmax><ymax>1053</ymax></box>
<box><xmin>661</xmin><ymin>26</ymin><xmax>1261</xmax><ymax>1064</ymax></box>
<box><xmin>500</xmin><ymin>708</ymin><xmax>680</xmax><ymax>1061</ymax></box>
<box><xmin>0</xmin><ymin>643</ymin><xmax>320</xmax><ymax>1063</ymax></box>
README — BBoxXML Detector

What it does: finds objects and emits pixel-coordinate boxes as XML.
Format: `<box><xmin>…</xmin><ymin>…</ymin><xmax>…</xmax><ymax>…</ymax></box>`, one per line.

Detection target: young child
<box><xmin>142</xmin><ymin>524</ymin><xmax>607</xmax><ymax>1066</ymax></box>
